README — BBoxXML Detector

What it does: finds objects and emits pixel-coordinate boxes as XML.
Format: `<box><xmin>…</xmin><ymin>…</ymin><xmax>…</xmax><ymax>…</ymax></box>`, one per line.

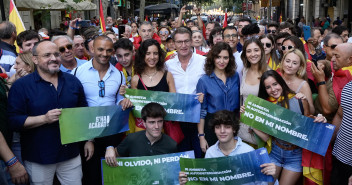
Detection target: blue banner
<box><xmin>179</xmin><ymin>148</ymin><xmax>274</xmax><ymax>184</ymax></box>
<box><xmin>125</xmin><ymin>89</ymin><xmax>201</xmax><ymax>123</ymax></box>
<box><xmin>241</xmin><ymin>95</ymin><xmax>335</xmax><ymax>156</ymax></box>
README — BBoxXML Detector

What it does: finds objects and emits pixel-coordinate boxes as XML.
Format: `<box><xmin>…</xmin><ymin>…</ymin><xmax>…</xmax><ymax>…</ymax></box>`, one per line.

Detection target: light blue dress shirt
<box><xmin>60</xmin><ymin>58</ymin><xmax>87</xmax><ymax>73</ymax></box>
<box><xmin>73</xmin><ymin>60</ymin><xmax>125</xmax><ymax>106</ymax></box>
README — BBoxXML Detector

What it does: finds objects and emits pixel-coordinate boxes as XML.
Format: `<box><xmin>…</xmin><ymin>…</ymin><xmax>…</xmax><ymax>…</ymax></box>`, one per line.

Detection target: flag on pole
<box><xmin>145</xmin><ymin>15</ymin><xmax>148</xmax><ymax>21</ymax></box>
<box><xmin>99</xmin><ymin>0</ymin><xmax>106</xmax><ymax>33</ymax></box>
<box><xmin>223</xmin><ymin>9</ymin><xmax>228</xmax><ymax>28</ymax></box>
<box><xmin>9</xmin><ymin>0</ymin><xmax>25</xmax><ymax>53</ymax></box>
<box><xmin>280</xmin><ymin>12</ymin><xmax>282</xmax><ymax>23</ymax></box>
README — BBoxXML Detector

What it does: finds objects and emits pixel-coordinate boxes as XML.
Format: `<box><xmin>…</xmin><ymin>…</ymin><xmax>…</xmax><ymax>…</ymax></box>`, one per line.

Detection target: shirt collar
<box><xmin>88</xmin><ymin>59</ymin><xmax>115</xmax><ymax>75</ymax></box>
<box><xmin>215</xmin><ymin>136</ymin><xmax>242</xmax><ymax>154</ymax></box>
<box><xmin>176</xmin><ymin>51</ymin><xmax>195</xmax><ymax>66</ymax></box>
<box><xmin>33</xmin><ymin>70</ymin><xmax>63</xmax><ymax>82</ymax></box>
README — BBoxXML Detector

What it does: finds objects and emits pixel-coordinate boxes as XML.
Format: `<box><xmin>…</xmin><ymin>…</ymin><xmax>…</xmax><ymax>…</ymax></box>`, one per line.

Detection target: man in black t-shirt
<box><xmin>105</xmin><ymin>103</ymin><xmax>177</xmax><ymax>166</ymax></box>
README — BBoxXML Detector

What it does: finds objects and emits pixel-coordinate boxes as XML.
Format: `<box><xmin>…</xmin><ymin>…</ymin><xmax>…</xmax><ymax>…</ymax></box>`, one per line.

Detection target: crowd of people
<box><xmin>0</xmin><ymin>6</ymin><xmax>352</xmax><ymax>185</ymax></box>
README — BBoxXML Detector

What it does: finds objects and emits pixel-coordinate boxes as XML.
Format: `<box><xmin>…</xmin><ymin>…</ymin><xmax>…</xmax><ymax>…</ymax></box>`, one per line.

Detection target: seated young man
<box><xmin>105</xmin><ymin>102</ymin><xmax>177</xmax><ymax>166</ymax></box>
<box><xmin>179</xmin><ymin>110</ymin><xmax>276</xmax><ymax>185</ymax></box>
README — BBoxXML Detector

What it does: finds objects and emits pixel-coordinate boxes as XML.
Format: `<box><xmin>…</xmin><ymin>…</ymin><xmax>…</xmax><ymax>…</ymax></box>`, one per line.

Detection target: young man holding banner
<box><xmin>105</xmin><ymin>102</ymin><xmax>177</xmax><ymax>165</ymax></box>
<box><xmin>179</xmin><ymin>110</ymin><xmax>276</xmax><ymax>185</ymax></box>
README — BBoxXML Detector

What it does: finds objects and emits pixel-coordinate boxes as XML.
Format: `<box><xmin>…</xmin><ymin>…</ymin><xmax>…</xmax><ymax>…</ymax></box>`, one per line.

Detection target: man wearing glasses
<box><xmin>73</xmin><ymin>35</ymin><xmax>132</xmax><ymax>185</ymax></box>
<box><xmin>267</xmin><ymin>22</ymin><xmax>279</xmax><ymax>36</ymax></box>
<box><xmin>223</xmin><ymin>26</ymin><xmax>243</xmax><ymax>79</ymax></box>
<box><xmin>8</xmin><ymin>40</ymin><xmax>88</xmax><ymax>184</ymax></box>
<box><xmin>52</xmin><ymin>35</ymin><xmax>87</xmax><ymax>73</ymax></box>
<box><xmin>166</xmin><ymin>27</ymin><xmax>206</xmax><ymax>158</ymax></box>
<box><xmin>322</xmin><ymin>33</ymin><xmax>344</xmax><ymax>62</ymax></box>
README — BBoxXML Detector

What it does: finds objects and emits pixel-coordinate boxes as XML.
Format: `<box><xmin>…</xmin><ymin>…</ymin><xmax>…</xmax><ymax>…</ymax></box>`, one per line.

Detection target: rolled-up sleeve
<box><xmin>196</xmin><ymin>77</ymin><xmax>208</xmax><ymax>119</ymax></box>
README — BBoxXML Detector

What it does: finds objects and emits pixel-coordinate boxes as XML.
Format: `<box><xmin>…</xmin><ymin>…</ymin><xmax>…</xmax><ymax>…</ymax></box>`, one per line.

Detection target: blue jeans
<box><xmin>269</xmin><ymin>142</ymin><xmax>302</xmax><ymax>172</ymax></box>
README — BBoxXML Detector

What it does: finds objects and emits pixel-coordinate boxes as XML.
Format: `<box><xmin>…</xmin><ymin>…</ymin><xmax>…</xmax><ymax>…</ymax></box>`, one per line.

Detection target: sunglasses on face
<box><xmin>267</xmin><ymin>30</ymin><xmax>276</xmax><ymax>34</ymax></box>
<box><xmin>281</xmin><ymin>45</ymin><xmax>294</xmax><ymax>51</ymax></box>
<box><xmin>261</xmin><ymin>42</ymin><xmax>272</xmax><ymax>48</ymax></box>
<box><xmin>98</xmin><ymin>80</ymin><xmax>105</xmax><ymax>97</ymax></box>
<box><xmin>325</xmin><ymin>44</ymin><xmax>337</xmax><ymax>49</ymax></box>
<box><xmin>59</xmin><ymin>44</ymin><xmax>73</xmax><ymax>53</ymax></box>
<box><xmin>159</xmin><ymin>30</ymin><xmax>169</xmax><ymax>35</ymax></box>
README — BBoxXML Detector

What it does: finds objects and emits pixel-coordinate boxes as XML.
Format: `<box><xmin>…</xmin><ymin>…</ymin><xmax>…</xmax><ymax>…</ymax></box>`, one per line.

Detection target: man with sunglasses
<box><xmin>322</xmin><ymin>33</ymin><xmax>344</xmax><ymax>62</ymax></box>
<box><xmin>73</xmin><ymin>35</ymin><xmax>132</xmax><ymax>185</ymax></box>
<box><xmin>8</xmin><ymin>40</ymin><xmax>88</xmax><ymax>185</ymax></box>
<box><xmin>267</xmin><ymin>22</ymin><xmax>278</xmax><ymax>36</ymax></box>
<box><xmin>52</xmin><ymin>35</ymin><xmax>87</xmax><ymax>73</ymax></box>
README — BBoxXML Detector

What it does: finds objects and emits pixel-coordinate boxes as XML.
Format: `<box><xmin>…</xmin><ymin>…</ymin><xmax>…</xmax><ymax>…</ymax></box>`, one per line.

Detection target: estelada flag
<box><xmin>9</xmin><ymin>0</ymin><xmax>25</xmax><ymax>53</ymax></box>
<box><xmin>99</xmin><ymin>0</ymin><xmax>106</xmax><ymax>33</ymax></box>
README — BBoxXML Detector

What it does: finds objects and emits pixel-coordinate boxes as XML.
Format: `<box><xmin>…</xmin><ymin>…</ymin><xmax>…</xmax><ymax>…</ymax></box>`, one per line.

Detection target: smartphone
<box><xmin>185</xmin><ymin>5</ymin><xmax>193</xmax><ymax>10</ymax></box>
<box><xmin>76</xmin><ymin>20</ymin><xmax>90</xmax><ymax>28</ymax></box>
<box><xmin>118</xmin><ymin>25</ymin><xmax>126</xmax><ymax>38</ymax></box>
<box><xmin>303</xmin><ymin>25</ymin><xmax>311</xmax><ymax>41</ymax></box>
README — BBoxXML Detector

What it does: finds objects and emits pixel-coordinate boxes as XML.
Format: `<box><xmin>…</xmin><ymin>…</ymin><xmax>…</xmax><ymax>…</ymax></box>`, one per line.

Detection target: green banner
<box><xmin>101</xmin><ymin>151</ymin><xmax>195</xmax><ymax>185</ymax></box>
<box><xmin>125</xmin><ymin>89</ymin><xmax>201</xmax><ymax>123</ymax></box>
<box><xmin>59</xmin><ymin>105</ymin><xmax>131</xmax><ymax>144</ymax></box>
<box><xmin>240</xmin><ymin>95</ymin><xmax>335</xmax><ymax>156</ymax></box>
<box><xmin>179</xmin><ymin>148</ymin><xmax>273</xmax><ymax>184</ymax></box>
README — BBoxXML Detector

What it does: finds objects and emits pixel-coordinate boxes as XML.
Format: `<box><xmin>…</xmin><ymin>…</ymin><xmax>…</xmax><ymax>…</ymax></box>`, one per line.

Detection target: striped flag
<box><xmin>9</xmin><ymin>0</ymin><xmax>25</xmax><ymax>53</ymax></box>
<box><xmin>99</xmin><ymin>0</ymin><xmax>106</xmax><ymax>33</ymax></box>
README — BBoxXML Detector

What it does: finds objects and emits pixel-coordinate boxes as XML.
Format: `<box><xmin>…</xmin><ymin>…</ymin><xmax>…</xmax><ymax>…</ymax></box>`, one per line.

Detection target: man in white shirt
<box><xmin>223</xmin><ymin>26</ymin><xmax>243</xmax><ymax>80</ymax></box>
<box><xmin>165</xmin><ymin>27</ymin><xmax>205</xmax><ymax>158</ymax></box>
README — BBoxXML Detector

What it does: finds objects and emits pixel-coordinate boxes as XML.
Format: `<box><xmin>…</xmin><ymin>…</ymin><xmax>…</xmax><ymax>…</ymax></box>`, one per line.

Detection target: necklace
<box><xmin>144</xmin><ymin>70</ymin><xmax>157</xmax><ymax>82</ymax></box>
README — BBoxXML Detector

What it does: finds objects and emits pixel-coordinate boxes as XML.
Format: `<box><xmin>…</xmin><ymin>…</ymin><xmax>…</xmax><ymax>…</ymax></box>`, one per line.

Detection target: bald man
<box><xmin>8</xmin><ymin>40</ymin><xmax>88</xmax><ymax>184</ymax></box>
<box><xmin>73</xmin><ymin>36</ymin><xmax>132</xmax><ymax>185</ymax></box>
<box><xmin>331</xmin><ymin>44</ymin><xmax>352</xmax><ymax>185</ymax></box>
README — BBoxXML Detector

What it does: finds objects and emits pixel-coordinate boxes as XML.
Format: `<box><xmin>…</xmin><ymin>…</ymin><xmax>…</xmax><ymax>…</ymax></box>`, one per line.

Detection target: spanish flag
<box><xmin>332</xmin><ymin>66</ymin><xmax>352</xmax><ymax>104</ymax></box>
<box><xmin>9</xmin><ymin>0</ymin><xmax>25</xmax><ymax>53</ymax></box>
<box><xmin>99</xmin><ymin>0</ymin><xmax>106</xmax><ymax>33</ymax></box>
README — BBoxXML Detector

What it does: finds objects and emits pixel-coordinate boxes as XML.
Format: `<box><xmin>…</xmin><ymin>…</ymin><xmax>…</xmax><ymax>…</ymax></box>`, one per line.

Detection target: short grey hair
<box><xmin>51</xmin><ymin>35</ymin><xmax>73</xmax><ymax>45</ymax></box>
<box><xmin>323</xmin><ymin>33</ymin><xmax>343</xmax><ymax>46</ymax></box>
<box><xmin>0</xmin><ymin>21</ymin><xmax>16</xmax><ymax>39</ymax></box>
<box><xmin>139</xmin><ymin>21</ymin><xmax>152</xmax><ymax>29</ymax></box>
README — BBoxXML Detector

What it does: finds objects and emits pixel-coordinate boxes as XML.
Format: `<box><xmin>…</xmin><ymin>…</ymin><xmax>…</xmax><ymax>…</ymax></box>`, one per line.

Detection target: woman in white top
<box><xmin>239</xmin><ymin>38</ymin><xmax>269</xmax><ymax>145</ymax></box>
<box><xmin>280</xmin><ymin>49</ymin><xmax>314</xmax><ymax>115</ymax></box>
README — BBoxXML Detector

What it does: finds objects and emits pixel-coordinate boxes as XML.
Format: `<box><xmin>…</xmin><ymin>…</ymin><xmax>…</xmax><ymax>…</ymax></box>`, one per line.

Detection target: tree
<box><xmin>139</xmin><ymin>0</ymin><xmax>145</xmax><ymax>22</ymax></box>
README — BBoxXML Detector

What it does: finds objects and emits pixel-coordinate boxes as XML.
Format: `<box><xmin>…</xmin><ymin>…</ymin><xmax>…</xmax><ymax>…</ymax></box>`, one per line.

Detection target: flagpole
<box><xmin>0</xmin><ymin>0</ymin><xmax>5</xmax><ymax>21</ymax></box>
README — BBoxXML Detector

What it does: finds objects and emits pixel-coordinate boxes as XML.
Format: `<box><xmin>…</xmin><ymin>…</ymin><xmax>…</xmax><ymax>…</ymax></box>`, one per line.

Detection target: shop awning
<box><xmin>135</xmin><ymin>3</ymin><xmax>179</xmax><ymax>14</ymax></box>
<box><xmin>15</xmin><ymin>0</ymin><xmax>97</xmax><ymax>10</ymax></box>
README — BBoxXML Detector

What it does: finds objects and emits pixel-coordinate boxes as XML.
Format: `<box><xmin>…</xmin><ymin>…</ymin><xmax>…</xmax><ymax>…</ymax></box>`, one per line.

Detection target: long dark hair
<box><xmin>259</xmin><ymin>34</ymin><xmax>279</xmax><ymax>67</ymax></box>
<box><xmin>134</xmin><ymin>39</ymin><xmax>165</xmax><ymax>75</ymax></box>
<box><xmin>240</xmin><ymin>37</ymin><xmax>267</xmax><ymax>75</ymax></box>
<box><xmin>205</xmin><ymin>42</ymin><xmax>236</xmax><ymax>77</ymax></box>
<box><xmin>258</xmin><ymin>70</ymin><xmax>295</xmax><ymax>109</ymax></box>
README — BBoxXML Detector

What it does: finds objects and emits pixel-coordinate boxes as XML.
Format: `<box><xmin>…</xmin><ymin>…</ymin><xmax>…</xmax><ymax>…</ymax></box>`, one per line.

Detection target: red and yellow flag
<box><xmin>99</xmin><ymin>0</ymin><xmax>106</xmax><ymax>33</ymax></box>
<box><xmin>9</xmin><ymin>0</ymin><xmax>25</xmax><ymax>53</ymax></box>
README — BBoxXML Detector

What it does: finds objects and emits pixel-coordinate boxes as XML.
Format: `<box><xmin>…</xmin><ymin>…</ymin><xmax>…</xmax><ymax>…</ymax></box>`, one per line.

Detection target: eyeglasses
<box><xmin>98</xmin><ymin>80</ymin><xmax>105</xmax><ymax>97</ymax></box>
<box><xmin>325</xmin><ymin>44</ymin><xmax>337</xmax><ymax>49</ymax></box>
<box><xmin>59</xmin><ymin>44</ymin><xmax>73</xmax><ymax>53</ymax></box>
<box><xmin>262</xmin><ymin>42</ymin><xmax>272</xmax><ymax>48</ymax></box>
<box><xmin>224</xmin><ymin>34</ymin><xmax>238</xmax><ymax>39</ymax></box>
<box><xmin>267</xmin><ymin>30</ymin><xmax>276</xmax><ymax>34</ymax></box>
<box><xmin>175</xmin><ymin>39</ymin><xmax>191</xmax><ymax>45</ymax></box>
<box><xmin>33</xmin><ymin>52</ymin><xmax>60</xmax><ymax>59</ymax></box>
<box><xmin>212</xmin><ymin>34</ymin><xmax>223</xmax><ymax>39</ymax></box>
<box><xmin>159</xmin><ymin>30</ymin><xmax>169</xmax><ymax>35</ymax></box>
<box><xmin>281</xmin><ymin>45</ymin><xmax>294</xmax><ymax>51</ymax></box>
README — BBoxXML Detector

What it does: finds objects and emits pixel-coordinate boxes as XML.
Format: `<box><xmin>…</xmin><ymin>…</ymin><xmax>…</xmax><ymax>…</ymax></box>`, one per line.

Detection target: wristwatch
<box><xmin>317</xmin><ymin>81</ymin><xmax>326</xmax><ymax>86</ymax></box>
<box><xmin>198</xmin><ymin>133</ymin><xmax>205</xmax><ymax>137</ymax></box>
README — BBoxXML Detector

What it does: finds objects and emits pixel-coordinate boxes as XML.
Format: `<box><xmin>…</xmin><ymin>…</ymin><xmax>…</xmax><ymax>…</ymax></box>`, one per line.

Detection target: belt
<box><xmin>273</xmin><ymin>138</ymin><xmax>298</xmax><ymax>150</ymax></box>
